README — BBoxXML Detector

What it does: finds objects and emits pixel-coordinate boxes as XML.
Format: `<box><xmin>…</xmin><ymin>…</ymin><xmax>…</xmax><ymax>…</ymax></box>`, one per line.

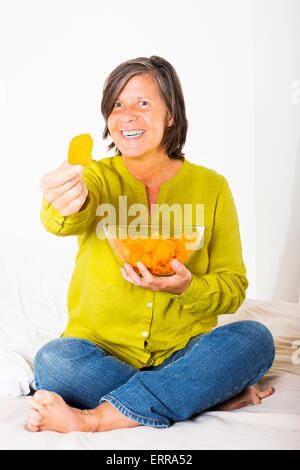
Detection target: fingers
<box><xmin>120</xmin><ymin>260</ymin><xmax>192</xmax><ymax>295</ymax></box>
<box><xmin>122</xmin><ymin>264</ymin><xmax>144</xmax><ymax>285</ymax></box>
<box><xmin>171</xmin><ymin>259</ymin><xmax>189</xmax><ymax>275</ymax></box>
<box><xmin>45</xmin><ymin>179</ymin><xmax>82</xmax><ymax>206</ymax></box>
<box><xmin>121</xmin><ymin>262</ymin><xmax>163</xmax><ymax>291</ymax></box>
<box><xmin>40</xmin><ymin>159</ymin><xmax>89</xmax><ymax>216</ymax></box>
<box><xmin>59</xmin><ymin>160</ymin><xmax>72</xmax><ymax>170</ymax></box>
<box><xmin>52</xmin><ymin>180</ymin><xmax>88</xmax><ymax>217</ymax></box>
<box><xmin>136</xmin><ymin>262</ymin><xmax>153</xmax><ymax>283</ymax></box>
<box><xmin>43</xmin><ymin>175</ymin><xmax>82</xmax><ymax>202</ymax></box>
<box><xmin>40</xmin><ymin>161</ymin><xmax>84</xmax><ymax>191</ymax></box>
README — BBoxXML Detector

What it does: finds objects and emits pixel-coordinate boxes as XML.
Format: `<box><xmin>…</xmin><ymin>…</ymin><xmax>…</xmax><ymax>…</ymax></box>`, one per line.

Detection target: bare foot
<box><xmin>25</xmin><ymin>390</ymin><xmax>142</xmax><ymax>433</ymax></box>
<box><xmin>211</xmin><ymin>385</ymin><xmax>275</xmax><ymax>411</ymax></box>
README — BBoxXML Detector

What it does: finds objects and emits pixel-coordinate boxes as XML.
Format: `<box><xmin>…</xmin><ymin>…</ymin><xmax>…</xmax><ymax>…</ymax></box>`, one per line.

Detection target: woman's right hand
<box><xmin>40</xmin><ymin>160</ymin><xmax>89</xmax><ymax>216</ymax></box>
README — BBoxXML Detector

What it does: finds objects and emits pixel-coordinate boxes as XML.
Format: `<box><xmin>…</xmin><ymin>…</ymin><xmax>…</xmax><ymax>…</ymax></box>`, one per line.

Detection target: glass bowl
<box><xmin>103</xmin><ymin>224</ymin><xmax>205</xmax><ymax>276</ymax></box>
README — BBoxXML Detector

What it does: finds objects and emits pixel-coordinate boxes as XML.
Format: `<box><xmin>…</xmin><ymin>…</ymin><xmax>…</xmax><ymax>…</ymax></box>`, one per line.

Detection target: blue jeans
<box><xmin>33</xmin><ymin>320</ymin><xmax>275</xmax><ymax>429</ymax></box>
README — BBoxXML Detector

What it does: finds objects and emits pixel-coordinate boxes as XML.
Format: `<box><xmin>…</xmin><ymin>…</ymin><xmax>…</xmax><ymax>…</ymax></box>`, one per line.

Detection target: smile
<box><xmin>121</xmin><ymin>130</ymin><xmax>145</xmax><ymax>139</ymax></box>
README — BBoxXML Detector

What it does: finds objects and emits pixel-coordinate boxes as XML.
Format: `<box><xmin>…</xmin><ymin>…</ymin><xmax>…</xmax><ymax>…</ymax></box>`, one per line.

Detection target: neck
<box><xmin>122</xmin><ymin>152</ymin><xmax>181</xmax><ymax>187</ymax></box>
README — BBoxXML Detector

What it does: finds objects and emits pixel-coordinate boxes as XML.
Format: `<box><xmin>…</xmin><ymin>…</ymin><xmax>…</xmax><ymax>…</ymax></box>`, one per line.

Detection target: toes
<box><xmin>25</xmin><ymin>409</ymin><xmax>42</xmax><ymax>433</ymax></box>
<box><xmin>29</xmin><ymin>408</ymin><xmax>42</xmax><ymax>425</ymax></box>
<box><xmin>29</xmin><ymin>399</ymin><xmax>45</xmax><ymax>413</ymax></box>
<box><xmin>25</xmin><ymin>422</ymin><xmax>40</xmax><ymax>432</ymax></box>
<box><xmin>33</xmin><ymin>390</ymin><xmax>55</xmax><ymax>405</ymax></box>
<box><xmin>258</xmin><ymin>386</ymin><xmax>275</xmax><ymax>399</ymax></box>
<box><xmin>251</xmin><ymin>394</ymin><xmax>262</xmax><ymax>406</ymax></box>
<box><xmin>26</xmin><ymin>396</ymin><xmax>35</xmax><ymax>407</ymax></box>
<box><xmin>26</xmin><ymin>407</ymin><xmax>43</xmax><ymax>431</ymax></box>
<box><xmin>243</xmin><ymin>386</ymin><xmax>261</xmax><ymax>405</ymax></box>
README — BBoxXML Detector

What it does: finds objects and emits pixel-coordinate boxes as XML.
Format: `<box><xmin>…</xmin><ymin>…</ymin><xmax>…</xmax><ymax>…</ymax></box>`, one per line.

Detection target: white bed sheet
<box><xmin>0</xmin><ymin>298</ymin><xmax>299</xmax><ymax>450</ymax></box>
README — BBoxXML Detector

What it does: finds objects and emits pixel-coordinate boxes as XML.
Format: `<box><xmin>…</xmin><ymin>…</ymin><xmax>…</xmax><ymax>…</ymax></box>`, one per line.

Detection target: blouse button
<box><xmin>142</xmin><ymin>331</ymin><xmax>148</xmax><ymax>337</ymax></box>
<box><xmin>146</xmin><ymin>302</ymin><xmax>152</xmax><ymax>308</ymax></box>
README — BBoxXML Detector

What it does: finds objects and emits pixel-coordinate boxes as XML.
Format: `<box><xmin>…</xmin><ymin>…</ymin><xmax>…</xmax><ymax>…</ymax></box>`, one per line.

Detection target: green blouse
<box><xmin>40</xmin><ymin>155</ymin><xmax>248</xmax><ymax>369</ymax></box>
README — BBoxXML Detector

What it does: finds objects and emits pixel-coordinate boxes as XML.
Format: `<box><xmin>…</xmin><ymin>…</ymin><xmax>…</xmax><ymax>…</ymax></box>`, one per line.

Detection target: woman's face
<box><xmin>107</xmin><ymin>74</ymin><xmax>173</xmax><ymax>160</ymax></box>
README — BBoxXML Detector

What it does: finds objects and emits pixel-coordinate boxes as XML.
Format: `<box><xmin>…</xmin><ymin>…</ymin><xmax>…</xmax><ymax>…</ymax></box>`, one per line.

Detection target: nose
<box><xmin>119</xmin><ymin>104</ymin><xmax>139</xmax><ymax>123</ymax></box>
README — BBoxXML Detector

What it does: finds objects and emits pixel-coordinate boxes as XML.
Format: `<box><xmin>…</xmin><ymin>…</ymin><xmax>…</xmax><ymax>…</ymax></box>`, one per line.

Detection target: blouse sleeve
<box><xmin>168</xmin><ymin>176</ymin><xmax>249</xmax><ymax>317</ymax></box>
<box><xmin>40</xmin><ymin>161</ymin><xmax>102</xmax><ymax>237</ymax></box>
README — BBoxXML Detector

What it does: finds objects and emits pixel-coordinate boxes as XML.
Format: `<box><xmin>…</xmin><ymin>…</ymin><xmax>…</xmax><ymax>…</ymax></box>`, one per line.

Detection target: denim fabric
<box><xmin>34</xmin><ymin>320</ymin><xmax>275</xmax><ymax>429</ymax></box>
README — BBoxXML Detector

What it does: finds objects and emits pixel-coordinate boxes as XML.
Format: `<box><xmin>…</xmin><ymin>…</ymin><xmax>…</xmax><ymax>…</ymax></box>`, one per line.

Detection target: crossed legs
<box><xmin>26</xmin><ymin>321</ymin><xmax>275</xmax><ymax>432</ymax></box>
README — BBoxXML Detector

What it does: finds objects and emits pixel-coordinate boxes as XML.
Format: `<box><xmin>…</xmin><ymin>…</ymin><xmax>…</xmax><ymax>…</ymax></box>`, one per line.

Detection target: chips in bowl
<box><xmin>103</xmin><ymin>225</ymin><xmax>205</xmax><ymax>276</ymax></box>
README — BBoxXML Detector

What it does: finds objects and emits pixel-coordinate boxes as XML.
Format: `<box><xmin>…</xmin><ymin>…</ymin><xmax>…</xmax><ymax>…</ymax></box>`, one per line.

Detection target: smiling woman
<box><xmin>101</xmin><ymin>56</ymin><xmax>188</xmax><ymax>162</ymax></box>
<box><xmin>28</xmin><ymin>55</ymin><xmax>275</xmax><ymax>434</ymax></box>
<box><xmin>107</xmin><ymin>74</ymin><xmax>174</xmax><ymax>164</ymax></box>
<box><xmin>101</xmin><ymin>58</ymin><xmax>189</xmax><ymax>210</ymax></box>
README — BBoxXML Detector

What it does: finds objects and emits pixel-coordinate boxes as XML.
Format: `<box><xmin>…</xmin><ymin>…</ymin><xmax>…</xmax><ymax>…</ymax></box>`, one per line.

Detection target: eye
<box><xmin>139</xmin><ymin>100</ymin><xmax>148</xmax><ymax>106</ymax></box>
<box><xmin>113</xmin><ymin>102</ymin><xmax>122</xmax><ymax>108</ymax></box>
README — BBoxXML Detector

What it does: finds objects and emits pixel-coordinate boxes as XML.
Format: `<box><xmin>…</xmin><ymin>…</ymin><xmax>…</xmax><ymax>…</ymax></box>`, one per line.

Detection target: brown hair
<box><xmin>101</xmin><ymin>56</ymin><xmax>188</xmax><ymax>160</ymax></box>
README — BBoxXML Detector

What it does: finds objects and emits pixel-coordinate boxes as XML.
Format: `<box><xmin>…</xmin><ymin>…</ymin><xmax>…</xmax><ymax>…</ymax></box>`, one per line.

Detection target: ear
<box><xmin>167</xmin><ymin>115</ymin><xmax>174</xmax><ymax>128</ymax></box>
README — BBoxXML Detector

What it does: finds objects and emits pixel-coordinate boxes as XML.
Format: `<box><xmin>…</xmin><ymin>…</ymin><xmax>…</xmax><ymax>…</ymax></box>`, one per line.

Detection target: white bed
<box><xmin>0</xmin><ymin>243</ymin><xmax>299</xmax><ymax>450</ymax></box>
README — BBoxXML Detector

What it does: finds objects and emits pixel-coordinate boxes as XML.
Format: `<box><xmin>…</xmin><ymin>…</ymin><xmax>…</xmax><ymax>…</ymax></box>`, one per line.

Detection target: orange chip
<box><xmin>111</xmin><ymin>231</ymin><xmax>198</xmax><ymax>276</ymax></box>
<box><xmin>68</xmin><ymin>134</ymin><xmax>93</xmax><ymax>166</ymax></box>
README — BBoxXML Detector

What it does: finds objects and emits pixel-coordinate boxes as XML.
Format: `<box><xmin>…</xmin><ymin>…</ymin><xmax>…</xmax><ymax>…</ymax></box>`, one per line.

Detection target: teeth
<box><xmin>122</xmin><ymin>130</ymin><xmax>145</xmax><ymax>137</ymax></box>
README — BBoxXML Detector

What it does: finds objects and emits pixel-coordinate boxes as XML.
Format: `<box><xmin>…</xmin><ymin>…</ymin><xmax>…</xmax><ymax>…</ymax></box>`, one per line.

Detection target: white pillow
<box><xmin>0</xmin><ymin>237</ymin><xmax>77</xmax><ymax>394</ymax></box>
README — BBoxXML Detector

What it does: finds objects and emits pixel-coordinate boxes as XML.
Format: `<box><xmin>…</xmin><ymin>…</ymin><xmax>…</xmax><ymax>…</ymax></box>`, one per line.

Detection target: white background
<box><xmin>0</xmin><ymin>0</ymin><xmax>299</xmax><ymax>302</ymax></box>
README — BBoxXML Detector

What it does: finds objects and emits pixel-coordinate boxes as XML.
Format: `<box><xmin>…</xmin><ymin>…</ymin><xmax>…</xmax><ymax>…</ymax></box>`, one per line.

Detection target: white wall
<box><xmin>0</xmin><ymin>0</ymin><xmax>297</xmax><ymax>302</ymax></box>
<box><xmin>254</xmin><ymin>0</ymin><xmax>300</xmax><ymax>302</ymax></box>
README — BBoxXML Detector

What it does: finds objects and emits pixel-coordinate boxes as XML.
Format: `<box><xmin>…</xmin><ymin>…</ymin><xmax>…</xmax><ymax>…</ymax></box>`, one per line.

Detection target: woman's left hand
<box><xmin>120</xmin><ymin>259</ymin><xmax>192</xmax><ymax>295</ymax></box>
